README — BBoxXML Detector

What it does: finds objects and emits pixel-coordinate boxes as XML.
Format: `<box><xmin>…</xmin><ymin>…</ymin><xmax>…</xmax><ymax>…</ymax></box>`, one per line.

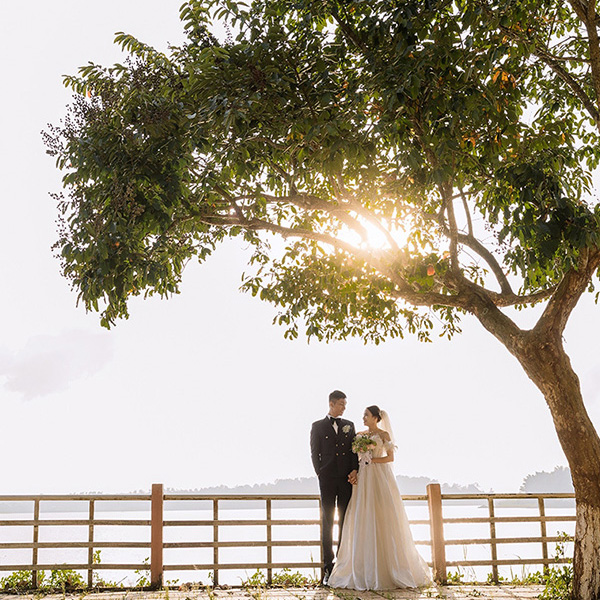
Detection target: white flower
<box><xmin>342</xmin><ymin>425</ymin><xmax>351</xmax><ymax>434</ymax></box>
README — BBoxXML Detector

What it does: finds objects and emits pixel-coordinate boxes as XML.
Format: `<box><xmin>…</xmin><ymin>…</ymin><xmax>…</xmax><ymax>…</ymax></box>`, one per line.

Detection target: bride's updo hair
<box><xmin>366</xmin><ymin>405</ymin><xmax>382</xmax><ymax>422</ymax></box>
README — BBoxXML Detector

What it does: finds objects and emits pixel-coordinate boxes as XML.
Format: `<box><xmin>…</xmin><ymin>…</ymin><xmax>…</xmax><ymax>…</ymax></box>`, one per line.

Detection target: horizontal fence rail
<box><xmin>0</xmin><ymin>485</ymin><xmax>576</xmax><ymax>588</ymax></box>
<box><xmin>437</xmin><ymin>492</ymin><xmax>575</xmax><ymax>584</ymax></box>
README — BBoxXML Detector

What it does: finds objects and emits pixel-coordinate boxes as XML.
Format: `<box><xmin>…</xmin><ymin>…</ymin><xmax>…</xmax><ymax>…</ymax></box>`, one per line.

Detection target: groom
<box><xmin>310</xmin><ymin>390</ymin><xmax>358</xmax><ymax>585</ymax></box>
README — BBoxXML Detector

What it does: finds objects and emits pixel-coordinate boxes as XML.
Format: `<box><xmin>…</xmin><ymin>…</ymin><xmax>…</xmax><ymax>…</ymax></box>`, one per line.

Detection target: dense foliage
<box><xmin>45</xmin><ymin>0</ymin><xmax>600</xmax><ymax>338</ymax></box>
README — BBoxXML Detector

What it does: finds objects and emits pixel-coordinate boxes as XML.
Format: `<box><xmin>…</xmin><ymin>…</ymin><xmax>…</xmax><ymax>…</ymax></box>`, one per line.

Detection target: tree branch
<box><xmin>198</xmin><ymin>200</ymin><xmax>557</xmax><ymax>312</ymax></box>
<box><xmin>332</xmin><ymin>173</ymin><xmax>401</xmax><ymax>251</ymax></box>
<box><xmin>533</xmin><ymin>44</ymin><xmax>599</xmax><ymax>124</ymax></box>
<box><xmin>211</xmin><ymin>185</ymin><xmax>472</xmax><ymax>306</ymax></box>
<box><xmin>463</xmin><ymin>283</ymin><xmax>527</xmax><ymax>357</ymax></box>
<box><xmin>266</xmin><ymin>160</ymin><xmax>298</xmax><ymax>194</ymax></box>
<box><xmin>214</xmin><ymin>184</ymin><xmax>247</xmax><ymax>222</ymax></box>
<box><xmin>329</xmin><ymin>6</ymin><xmax>368</xmax><ymax>53</ymax></box>
<box><xmin>534</xmin><ymin>247</ymin><xmax>600</xmax><ymax>335</ymax></box>
<box><xmin>233</xmin><ymin>191</ymin><xmax>371</xmax><ymax>240</ymax></box>
<box><xmin>388</xmin><ymin>285</ymin><xmax>470</xmax><ymax>310</ymax></box>
<box><xmin>459</xmin><ymin>188</ymin><xmax>474</xmax><ymax>237</ymax></box>
<box><xmin>458</xmin><ymin>233</ymin><xmax>514</xmax><ymax>295</ymax></box>
<box><xmin>475</xmin><ymin>0</ymin><xmax>600</xmax><ymax>125</ymax></box>
<box><xmin>580</xmin><ymin>0</ymin><xmax>600</xmax><ymax>121</ymax></box>
<box><xmin>540</xmin><ymin>53</ymin><xmax>590</xmax><ymax>62</ymax></box>
<box><xmin>440</xmin><ymin>183</ymin><xmax>461</xmax><ymax>274</ymax></box>
<box><xmin>244</xmin><ymin>135</ymin><xmax>289</xmax><ymax>150</ymax></box>
<box><xmin>423</xmin><ymin>191</ymin><xmax>528</xmax><ymax>297</ymax></box>
<box><xmin>480</xmin><ymin>285</ymin><xmax>557</xmax><ymax>307</ymax></box>
<box><xmin>570</xmin><ymin>0</ymin><xmax>588</xmax><ymax>21</ymax></box>
<box><xmin>213</xmin><ymin>181</ymin><xmax>562</xmax><ymax>315</ymax></box>
<box><xmin>209</xmin><ymin>188</ymin><xmax>376</xmax><ymax>266</ymax></box>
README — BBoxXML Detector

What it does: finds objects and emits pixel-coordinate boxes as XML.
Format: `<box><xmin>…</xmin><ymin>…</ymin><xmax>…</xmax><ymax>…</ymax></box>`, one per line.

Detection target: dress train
<box><xmin>328</xmin><ymin>434</ymin><xmax>432</xmax><ymax>590</ymax></box>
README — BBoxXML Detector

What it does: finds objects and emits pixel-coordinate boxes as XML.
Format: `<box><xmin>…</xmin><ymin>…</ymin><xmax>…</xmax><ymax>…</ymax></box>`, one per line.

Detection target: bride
<box><xmin>328</xmin><ymin>405</ymin><xmax>432</xmax><ymax>590</ymax></box>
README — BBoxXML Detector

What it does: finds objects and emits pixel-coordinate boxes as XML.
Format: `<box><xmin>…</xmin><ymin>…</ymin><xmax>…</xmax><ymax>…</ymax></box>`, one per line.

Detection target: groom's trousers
<box><xmin>318</xmin><ymin>475</ymin><xmax>353</xmax><ymax>572</ymax></box>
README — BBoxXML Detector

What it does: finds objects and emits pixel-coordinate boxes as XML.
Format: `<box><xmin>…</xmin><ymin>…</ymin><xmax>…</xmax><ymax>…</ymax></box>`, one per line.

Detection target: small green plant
<box><xmin>91</xmin><ymin>549</ymin><xmax>123</xmax><ymax>588</ymax></box>
<box><xmin>507</xmin><ymin>568</ymin><xmax>544</xmax><ymax>586</ymax></box>
<box><xmin>0</xmin><ymin>570</ymin><xmax>37</xmax><ymax>592</ymax></box>
<box><xmin>133</xmin><ymin>556</ymin><xmax>151</xmax><ymax>588</ymax></box>
<box><xmin>240</xmin><ymin>568</ymin><xmax>268</xmax><ymax>600</ymax></box>
<box><xmin>539</xmin><ymin>564</ymin><xmax>573</xmax><ymax>599</ymax></box>
<box><xmin>446</xmin><ymin>569</ymin><xmax>465</xmax><ymax>584</ymax></box>
<box><xmin>538</xmin><ymin>533</ymin><xmax>573</xmax><ymax>600</ymax></box>
<box><xmin>272</xmin><ymin>568</ymin><xmax>316</xmax><ymax>588</ymax></box>
<box><xmin>330</xmin><ymin>590</ymin><xmax>355</xmax><ymax>600</ymax></box>
<box><xmin>40</xmin><ymin>569</ymin><xmax>86</xmax><ymax>592</ymax></box>
<box><xmin>240</xmin><ymin>568</ymin><xmax>268</xmax><ymax>588</ymax></box>
<box><xmin>1</xmin><ymin>568</ymin><xmax>90</xmax><ymax>593</ymax></box>
<box><xmin>308</xmin><ymin>552</ymin><xmax>320</xmax><ymax>585</ymax></box>
<box><xmin>494</xmin><ymin>559</ymin><xmax>552</xmax><ymax>586</ymax></box>
<box><xmin>486</xmin><ymin>572</ymin><xmax>507</xmax><ymax>584</ymax></box>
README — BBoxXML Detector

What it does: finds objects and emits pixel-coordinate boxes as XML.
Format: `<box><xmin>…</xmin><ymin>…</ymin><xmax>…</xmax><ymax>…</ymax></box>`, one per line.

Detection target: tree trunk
<box><xmin>515</xmin><ymin>332</ymin><xmax>600</xmax><ymax>600</ymax></box>
<box><xmin>574</xmin><ymin>502</ymin><xmax>600</xmax><ymax>600</ymax></box>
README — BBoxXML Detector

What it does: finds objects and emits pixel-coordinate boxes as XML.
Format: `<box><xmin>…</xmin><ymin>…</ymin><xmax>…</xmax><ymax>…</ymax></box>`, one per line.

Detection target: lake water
<box><xmin>0</xmin><ymin>498</ymin><xmax>576</xmax><ymax>586</ymax></box>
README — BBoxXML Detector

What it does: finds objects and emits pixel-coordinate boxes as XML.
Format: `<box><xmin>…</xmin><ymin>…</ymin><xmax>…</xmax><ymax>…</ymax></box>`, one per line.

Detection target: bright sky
<box><xmin>1</xmin><ymin>0</ymin><xmax>599</xmax><ymax>495</ymax></box>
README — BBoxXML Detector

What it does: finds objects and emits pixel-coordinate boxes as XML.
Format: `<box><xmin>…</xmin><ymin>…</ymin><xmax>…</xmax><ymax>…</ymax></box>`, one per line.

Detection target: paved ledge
<box><xmin>0</xmin><ymin>586</ymin><xmax>545</xmax><ymax>600</ymax></box>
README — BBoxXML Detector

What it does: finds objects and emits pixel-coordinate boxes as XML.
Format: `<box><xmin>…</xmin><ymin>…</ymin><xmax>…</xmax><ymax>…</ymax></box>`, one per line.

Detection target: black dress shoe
<box><xmin>322</xmin><ymin>565</ymin><xmax>333</xmax><ymax>586</ymax></box>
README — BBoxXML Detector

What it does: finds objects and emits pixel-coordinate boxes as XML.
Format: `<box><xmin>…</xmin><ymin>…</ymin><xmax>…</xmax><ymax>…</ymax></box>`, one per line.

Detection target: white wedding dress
<box><xmin>328</xmin><ymin>433</ymin><xmax>432</xmax><ymax>590</ymax></box>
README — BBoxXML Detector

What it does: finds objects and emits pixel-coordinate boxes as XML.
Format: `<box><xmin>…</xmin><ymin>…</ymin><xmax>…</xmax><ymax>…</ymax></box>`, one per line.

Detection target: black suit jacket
<box><xmin>310</xmin><ymin>417</ymin><xmax>359</xmax><ymax>478</ymax></box>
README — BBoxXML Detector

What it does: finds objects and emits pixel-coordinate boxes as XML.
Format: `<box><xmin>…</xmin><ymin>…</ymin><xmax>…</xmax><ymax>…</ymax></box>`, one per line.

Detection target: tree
<box><xmin>45</xmin><ymin>0</ymin><xmax>600</xmax><ymax>596</ymax></box>
<box><xmin>520</xmin><ymin>466</ymin><xmax>575</xmax><ymax>493</ymax></box>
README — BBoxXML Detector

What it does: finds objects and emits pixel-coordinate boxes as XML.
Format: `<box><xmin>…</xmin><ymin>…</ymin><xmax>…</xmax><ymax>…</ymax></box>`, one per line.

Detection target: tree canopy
<box><xmin>46</xmin><ymin>0</ymin><xmax>600</xmax><ymax>340</ymax></box>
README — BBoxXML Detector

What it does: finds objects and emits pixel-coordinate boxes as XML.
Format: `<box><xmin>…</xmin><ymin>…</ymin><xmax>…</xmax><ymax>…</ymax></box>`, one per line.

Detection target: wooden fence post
<box><xmin>32</xmin><ymin>499</ymin><xmax>40</xmax><ymax>589</ymax></box>
<box><xmin>213</xmin><ymin>499</ymin><xmax>219</xmax><ymax>586</ymax></box>
<box><xmin>151</xmin><ymin>483</ymin><xmax>164</xmax><ymax>589</ymax></box>
<box><xmin>539</xmin><ymin>497</ymin><xmax>549</xmax><ymax>575</ymax></box>
<box><xmin>427</xmin><ymin>483</ymin><xmax>447</xmax><ymax>584</ymax></box>
<box><xmin>488</xmin><ymin>497</ymin><xmax>499</xmax><ymax>583</ymax></box>
<box><xmin>266</xmin><ymin>498</ymin><xmax>272</xmax><ymax>585</ymax></box>
<box><xmin>88</xmin><ymin>499</ymin><xmax>95</xmax><ymax>588</ymax></box>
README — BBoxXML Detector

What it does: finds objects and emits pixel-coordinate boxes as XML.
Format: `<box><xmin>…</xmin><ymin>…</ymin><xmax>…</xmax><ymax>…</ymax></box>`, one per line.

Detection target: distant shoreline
<box><xmin>0</xmin><ymin>472</ymin><xmax>575</xmax><ymax>512</ymax></box>
<box><xmin>0</xmin><ymin>497</ymin><xmax>575</xmax><ymax>513</ymax></box>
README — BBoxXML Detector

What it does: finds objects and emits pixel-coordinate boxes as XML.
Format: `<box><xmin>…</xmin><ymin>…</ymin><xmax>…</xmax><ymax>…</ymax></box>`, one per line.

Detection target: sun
<box><xmin>362</xmin><ymin>219</ymin><xmax>410</xmax><ymax>250</ymax></box>
<box><xmin>335</xmin><ymin>215</ymin><xmax>410</xmax><ymax>251</ymax></box>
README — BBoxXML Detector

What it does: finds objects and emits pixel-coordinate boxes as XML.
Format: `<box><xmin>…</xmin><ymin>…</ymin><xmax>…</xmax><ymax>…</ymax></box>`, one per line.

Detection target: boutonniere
<box><xmin>342</xmin><ymin>425</ymin><xmax>351</xmax><ymax>434</ymax></box>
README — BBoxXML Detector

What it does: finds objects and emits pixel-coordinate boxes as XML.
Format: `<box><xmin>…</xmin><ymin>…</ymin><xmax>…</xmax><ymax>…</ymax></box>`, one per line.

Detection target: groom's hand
<box><xmin>348</xmin><ymin>470</ymin><xmax>358</xmax><ymax>485</ymax></box>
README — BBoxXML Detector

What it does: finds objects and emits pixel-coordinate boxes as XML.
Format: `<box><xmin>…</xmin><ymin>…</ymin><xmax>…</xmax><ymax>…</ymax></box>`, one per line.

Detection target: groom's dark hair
<box><xmin>329</xmin><ymin>390</ymin><xmax>347</xmax><ymax>403</ymax></box>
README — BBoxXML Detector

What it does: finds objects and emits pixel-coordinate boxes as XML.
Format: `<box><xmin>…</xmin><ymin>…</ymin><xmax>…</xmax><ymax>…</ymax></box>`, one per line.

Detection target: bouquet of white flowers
<box><xmin>352</xmin><ymin>433</ymin><xmax>377</xmax><ymax>466</ymax></box>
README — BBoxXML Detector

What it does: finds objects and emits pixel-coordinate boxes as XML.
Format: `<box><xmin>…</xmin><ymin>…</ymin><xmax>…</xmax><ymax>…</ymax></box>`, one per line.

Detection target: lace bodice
<box><xmin>359</xmin><ymin>432</ymin><xmax>396</xmax><ymax>459</ymax></box>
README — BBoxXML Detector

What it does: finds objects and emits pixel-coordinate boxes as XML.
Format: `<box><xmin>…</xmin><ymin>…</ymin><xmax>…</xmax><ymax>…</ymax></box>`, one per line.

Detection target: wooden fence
<box><xmin>435</xmin><ymin>491</ymin><xmax>575</xmax><ymax>583</ymax></box>
<box><xmin>0</xmin><ymin>484</ymin><xmax>575</xmax><ymax>588</ymax></box>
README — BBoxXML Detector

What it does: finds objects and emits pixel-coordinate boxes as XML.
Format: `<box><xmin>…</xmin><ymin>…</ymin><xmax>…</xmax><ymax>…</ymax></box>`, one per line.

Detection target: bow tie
<box><xmin>331</xmin><ymin>417</ymin><xmax>341</xmax><ymax>427</ymax></box>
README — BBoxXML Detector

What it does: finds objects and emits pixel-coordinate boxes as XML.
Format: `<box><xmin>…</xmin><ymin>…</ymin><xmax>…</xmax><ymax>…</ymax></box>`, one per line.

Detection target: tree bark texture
<box><xmin>519</xmin><ymin>337</ymin><xmax>600</xmax><ymax>600</ymax></box>
<box><xmin>480</xmin><ymin>320</ymin><xmax>600</xmax><ymax>600</ymax></box>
